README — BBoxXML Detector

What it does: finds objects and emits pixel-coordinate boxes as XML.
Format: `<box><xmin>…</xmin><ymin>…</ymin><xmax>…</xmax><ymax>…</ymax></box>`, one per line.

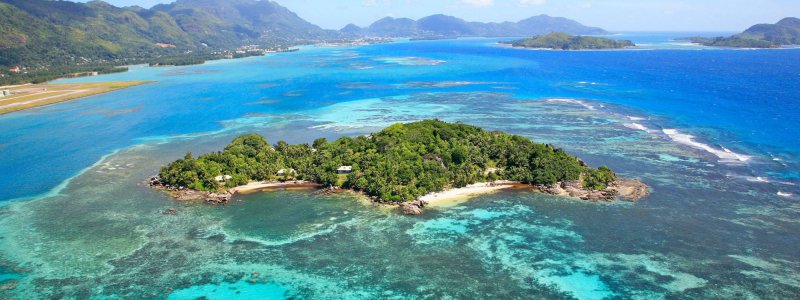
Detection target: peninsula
<box><xmin>503</xmin><ymin>32</ymin><xmax>635</xmax><ymax>50</ymax></box>
<box><xmin>152</xmin><ymin>120</ymin><xmax>648</xmax><ymax>214</ymax></box>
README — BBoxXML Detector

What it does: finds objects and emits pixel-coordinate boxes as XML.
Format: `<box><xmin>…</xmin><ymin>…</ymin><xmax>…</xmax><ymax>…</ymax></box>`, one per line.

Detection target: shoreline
<box><xmin>150</xmin><ymin>176</ymin><xmax>649</xmax><ymax>215</ymax></box>
<box><xmin>148</xmin><ymin>178</ymin><xmax>321</xmax><ymax>204</ymax></box>
<box><xmin>419</xmin><ymin>181</ymin><xmax>524</xmax><ymax>207</ymax></box>
<box><xmin>231</xmin><ymin>181</ymin><xmax>322</xmax><ymax>194</ymax></box>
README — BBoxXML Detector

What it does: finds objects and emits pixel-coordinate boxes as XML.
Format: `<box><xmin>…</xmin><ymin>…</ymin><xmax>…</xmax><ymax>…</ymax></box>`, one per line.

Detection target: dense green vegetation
<box><xmin>0</xmin><ymin>0</ymin><xmax>330</xmax><ymax>84</ymax></box>
<box><xmin>148</xmin><ymin>54</ymin><xmax>225</xmax><ymax>67</ymax></box>
<box><xmin>150</xmin><ymin>51</ymin><xmax>267</xmax><ymax>66</ymax></box>
<box><xmin>159</xmin><ymin>120</ymin><xmax>616</xmax><ymax>202</ymax></box>
<box><xmin>688</xmin><ymin>17</ymin><xmax>799</xmax><ymax>48</ymax></box>
<box><xmin>505</xmin><ymin>32</ymin><xmax>634</xmax><ymax>50</ymax></box>
<box><xmin>688</xmin><ymin>36</ymin><xmax>778</xmax><ymax>48</ymax></box>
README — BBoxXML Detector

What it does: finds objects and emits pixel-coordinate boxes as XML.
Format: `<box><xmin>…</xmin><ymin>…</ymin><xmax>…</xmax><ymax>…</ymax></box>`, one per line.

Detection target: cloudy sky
<box><xmin>78</xmin><ymin>0</ymin><xmax>800</xmax><ymax>31</ymax></box>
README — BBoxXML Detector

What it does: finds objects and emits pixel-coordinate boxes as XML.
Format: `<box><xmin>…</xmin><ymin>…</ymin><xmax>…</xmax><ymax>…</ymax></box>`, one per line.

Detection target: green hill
<box><xmin>505</xmin><ymin>32</ymin><xmax>635</xmax><ymax>50</ymax></box>
<box><xmin>689</xmin><ymin>17</ymin><xmax>800</xmax><ymax>48</ymax></box>
<box><xmin>157</xmin><ymin>120</ymin><xmax>619</xmax><ymax>202</ymax></box>
<box><xmin>0</xmin><ymin>0</ymin><xmax>330</xmax><ymax>71</ymax></box>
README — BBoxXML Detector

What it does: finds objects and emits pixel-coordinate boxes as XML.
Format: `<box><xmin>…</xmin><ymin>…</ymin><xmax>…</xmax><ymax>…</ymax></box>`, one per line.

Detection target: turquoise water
<box><xmin>0</xmin><ymin>34</ymin><xmax>799</xmax><ymax>298</ymax></box>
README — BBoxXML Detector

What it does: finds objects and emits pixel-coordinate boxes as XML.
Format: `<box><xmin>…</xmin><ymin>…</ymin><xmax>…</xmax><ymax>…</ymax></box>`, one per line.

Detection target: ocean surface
<box><xmin>0</xmin><ymin>33</ymin><xmax>799</xmax><ymax>299</ymax></box>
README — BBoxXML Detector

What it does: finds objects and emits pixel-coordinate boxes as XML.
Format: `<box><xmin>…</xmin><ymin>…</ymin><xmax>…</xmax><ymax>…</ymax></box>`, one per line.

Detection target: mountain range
<box><xmin>341</xmin><ymin>14</ymin><xmax>607</xmax><ymax>38</ymax></box>
<box><xmin>0</xmin><ymin>0</ymin><xmax>608</xmax><ymax>69</ymax></box>
<box><xmin>0</xmin><ymin>0</ymin><xmax>331</xmax><ymax>68</ymax></box>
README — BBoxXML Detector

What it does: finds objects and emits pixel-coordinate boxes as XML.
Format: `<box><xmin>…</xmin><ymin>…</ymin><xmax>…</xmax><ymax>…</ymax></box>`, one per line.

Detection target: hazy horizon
<box><xmin>71</xmin><ymin>0</ymin><xmax>800</xmax><ymax>32</ymax></box>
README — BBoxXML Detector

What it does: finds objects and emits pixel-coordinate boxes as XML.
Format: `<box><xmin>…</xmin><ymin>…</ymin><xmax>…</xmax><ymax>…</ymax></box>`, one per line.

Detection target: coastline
<box><xmin>148</xmin><ymin>178</ymin><xmax>320</xmax><ymax>204</ymax></box>
<box><xmin>232</xmin><ymin>181</ymin><xmax>322</xmax><ymax>194</ymax></box>
<box><xmin>419</xmin><ymin>181</ymin><xmax>524</xmax><ymax>208</ymax></box>
<box><xmin>150</xmin><ymin>176</ymin><xmax>649</xmax><ymax>215</ymax></box>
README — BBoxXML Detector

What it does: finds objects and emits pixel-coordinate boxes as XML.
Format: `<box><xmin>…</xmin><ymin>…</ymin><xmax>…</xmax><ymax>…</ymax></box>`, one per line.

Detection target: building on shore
<box><xmin>337</xmin><ymin>166</ymin><xmax>353</xmax><ymax>174</ymax></box>
<box><xmin>214</xmin><ymin>175</ymin><xmax>233</xmax><ymax>182</ymax></box>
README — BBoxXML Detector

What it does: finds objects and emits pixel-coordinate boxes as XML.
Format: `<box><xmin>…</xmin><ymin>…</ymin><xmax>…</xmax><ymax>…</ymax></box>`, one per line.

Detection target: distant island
<box><xmin>341</xmin><ymin>14</ymin><xmax>608</xmax><ymax>38</ymax></box>
<box><xmin>687</xmin><ymin>17</ymin><xmax>800</xmax><ymax>48</ymax></box>
<box><xmin>502</xmin><ymin>32</ymin><xmax>635</xmax><ymax>50</ymax></box>
<box><xmin>151</xmin><ymin>120</ymin><xmax>648</xmax><ymax>214</ymax></box>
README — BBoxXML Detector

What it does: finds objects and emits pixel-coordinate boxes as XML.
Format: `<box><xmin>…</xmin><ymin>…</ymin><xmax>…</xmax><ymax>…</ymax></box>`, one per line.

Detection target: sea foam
<box><xmin>662</xmin><ymin>129</ymin><xmax>752</xmax><ymax>163</ymax></box>
<box><xmin>547</xmin><ymin>98</ymin><xmax>597</xmax><ymax>110</ymax></box>
<box><xmin>623</xmin><ymin>123</ymin><xmax>658</xmax><ymax>133</ymax></box>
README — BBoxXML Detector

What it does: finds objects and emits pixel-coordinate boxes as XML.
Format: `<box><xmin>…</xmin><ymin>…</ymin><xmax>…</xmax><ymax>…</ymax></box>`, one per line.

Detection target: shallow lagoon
<box><xmin>0</xmin><ymin>36</ymin><xmax>799</xmax><ymax>298</ymax></box>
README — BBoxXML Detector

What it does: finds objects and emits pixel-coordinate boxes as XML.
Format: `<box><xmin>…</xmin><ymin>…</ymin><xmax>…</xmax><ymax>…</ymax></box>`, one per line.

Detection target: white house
<box><xmin>337</xmin><ymin>166</ymin><xmax>353</xmax><ymax>174</ymax></box>
<box><xmin>214</xmin><ymin>175</ymin><xmax>233</xmax><ymax>182</ymax></box>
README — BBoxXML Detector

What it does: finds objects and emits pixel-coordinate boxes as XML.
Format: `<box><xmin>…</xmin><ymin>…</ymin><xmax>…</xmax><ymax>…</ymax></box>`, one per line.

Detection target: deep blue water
<box><xmin>0</xmin><ymin>34</ymin><xmax>799</xmax><ymax>299</ymax></box>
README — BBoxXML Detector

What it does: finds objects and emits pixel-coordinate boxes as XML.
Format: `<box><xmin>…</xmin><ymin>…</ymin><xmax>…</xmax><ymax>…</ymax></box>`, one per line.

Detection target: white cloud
<box><xmin>519</xmin><ymin>0</ymin><xmax>546</xmax><ymax>6</ymax></box>
<box><xmin>462</xmin><ymin>0</ymin><xmax>495</xmax><ymax>7</ymax></box>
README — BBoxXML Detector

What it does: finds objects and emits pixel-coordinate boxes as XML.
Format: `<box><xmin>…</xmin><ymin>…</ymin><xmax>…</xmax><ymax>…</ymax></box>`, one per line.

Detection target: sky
<box><xmin>77</xmin><ymin>0</ymin><xmax>800</xmax><ymax>31</ymax></box>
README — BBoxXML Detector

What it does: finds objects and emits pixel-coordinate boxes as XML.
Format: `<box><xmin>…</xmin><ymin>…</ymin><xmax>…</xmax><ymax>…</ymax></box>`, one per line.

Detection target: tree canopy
<box><xmin>506</xmin><ymin>32</ymin><xmax>635</xmax><ymax>50</ymax></box>
<box><xmin>159</xmin><ymin>120</ymin><xmax>616</xmax><ymax>202</ymax></box>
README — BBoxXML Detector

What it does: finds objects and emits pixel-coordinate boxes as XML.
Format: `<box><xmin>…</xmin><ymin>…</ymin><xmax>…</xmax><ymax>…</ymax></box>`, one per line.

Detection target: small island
<box><xmin>502</xmin><ymin>32</ymin><xmax>635</xmax><ymax>50</ymax></box>
<box><xmin>686</xmin><ymin>17</ymin><xmax>799</xmax><ymax>48</ymax></box>
<box><xmin>150</xmin><ymin>120</ymin><xmax>648</xmax><ymax>214</ymax></box>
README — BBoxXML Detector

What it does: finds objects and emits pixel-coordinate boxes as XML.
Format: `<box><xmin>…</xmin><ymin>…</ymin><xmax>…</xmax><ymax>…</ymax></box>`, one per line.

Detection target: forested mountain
<box><xmin>0</xmin><ymin>0</ymin><xmax>609</xmax><ymax>82</ymax></box>
<box><xmin>342</xmin><ymin>14</ymin><xmax>608</xmax><ymax>38</ymax></box>
<box><xmin>0</xmin><ymin>0</ymin><xmax>331</xmax><ymax>69</ymax></box>
<box><xmin>689</xmin><ymin>17</ymin><xmax>800</xmax><ymax>48</ymax></box>
<box><xmin>151</xmin><ymin>0</ymin><xmax>329</xmax><ymax>47</ymax></box>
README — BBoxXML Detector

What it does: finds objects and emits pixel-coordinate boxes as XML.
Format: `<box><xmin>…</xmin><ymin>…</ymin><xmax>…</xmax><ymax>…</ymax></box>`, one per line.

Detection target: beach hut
<box><xmin>337</xmin><ymin>166</ymin><xmax>353</xmax><ymax>174</ymax></box>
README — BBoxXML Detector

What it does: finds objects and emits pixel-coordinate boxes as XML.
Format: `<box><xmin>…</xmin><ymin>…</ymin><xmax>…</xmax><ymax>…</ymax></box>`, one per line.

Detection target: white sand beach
<box><xmin>231</xmin><ymin>181</ymin><xmax>320</xmax><ymax>194</ymax></box>
<box><xmin>420</xmin><ymin>181</ymin><xmax>522</xmax><ymax>207</ymax></box>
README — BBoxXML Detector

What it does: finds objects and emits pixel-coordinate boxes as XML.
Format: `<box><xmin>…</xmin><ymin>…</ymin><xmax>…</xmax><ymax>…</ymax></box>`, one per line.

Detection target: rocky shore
<box><xmin>148</xmin><ymin>176</ymin><xmax>323</xmax><ymax>205</ymax></box>
<box><xmin>148</xmin><ymin>176</ymin><xmax>233</xmax><ymax>205</ymax></box>
<box><xmin>149</xmin><ymin>176</ymin><xmax>649</xmax><ymax>215</ymax></box>
<box><xmin>534</xmin><ymin>179</ymin><xmax>650</xmax><ymax>202</ymax></box>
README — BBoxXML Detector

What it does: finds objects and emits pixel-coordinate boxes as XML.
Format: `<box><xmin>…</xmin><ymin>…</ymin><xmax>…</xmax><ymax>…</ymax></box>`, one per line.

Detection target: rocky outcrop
<box><xmin>148</xmin><ymin>176</ymin><xmax>233</xmax><ymax>205</ymax></box>
<box><xmin>608</xmin><ymin>179</ymin><xmax>650</xmax><ymax>201</ymax></box>
<box><xmin>315</xmin><ymin>185</ymin><xmax>343</xmax><ymax>195</ymax></box>
<box><xmin>535</xmin><ymin>179</ymin><xmax>648</xmax><ymax>202</ymax></box>
<box><xmin>399</xmin><ymin>199</ymin><xmax>429</xmax><ymax>215</ymax></box>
